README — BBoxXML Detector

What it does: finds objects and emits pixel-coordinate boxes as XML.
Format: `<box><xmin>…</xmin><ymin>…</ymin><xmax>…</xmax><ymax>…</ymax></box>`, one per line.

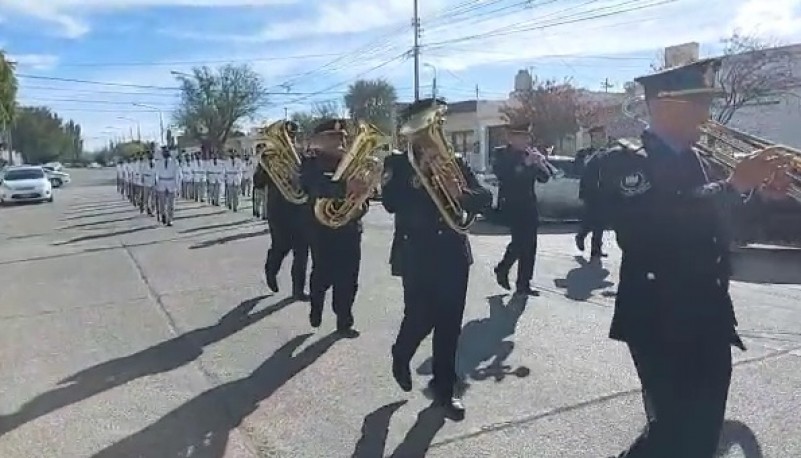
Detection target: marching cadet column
<box><xmin>264</xmin><ymin>121</ymin><xmax>310</xmax><ymax>301</ymax></box>
<box><xmin>597</xmin><ymin>59</ymin><xmax>790</xmax><ymax>457</ymax></box>
<box><xmin>300</xmin><ymin>119</ymin><xmax>368</xmax><ymax>339</ymax></box>
<box><xmin>383</xmin><ymin>98</ymin><xmax>492</xmax><ymax>420</ymax></box>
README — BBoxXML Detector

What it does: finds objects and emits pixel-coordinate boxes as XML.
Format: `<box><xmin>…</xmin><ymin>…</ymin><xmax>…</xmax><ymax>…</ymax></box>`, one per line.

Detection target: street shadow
<box><xmin>173</xmin><ymin>210</ymin><xmax>228</xmax><ymax>221</ymax></box>
<box><xmin>90</xmin><ymin>332</ymin><xmax>341</xmax><ymax>458</ymax></box>
<box><xmin>59</xmin><ymin>215</ymin><xmax>140</xmax><ymax>230</ymax></box>
<box><xmin>0</xmin><ymin>295</ymin><xmax>292</xmax><ymax>437</ymax></box>
<box><xmin>189</xmin><ymin>228</ymin><xmax>270</xmax><ymax>250</ymax></box>
<box><xmin>716</xmin><ymin>419</ymin><xmax>763</xmax><ymax>458</ymax></box>
<box><xmin>65</xmin><ymin>202</ymin><xmax>131</xmax><ymax>213</ymax></box>
<box><xmin>52</xmin><ymin>225</ymin><xmax>157</xmax><ymax>245</ymax></box>
<box><xmin>730</xmin><ymin>246</ymin><xmax>801</xmax><ymax>285</ymax></box>
<box><xmin>352</xmin><ymin>401</ymin><xmax>446</xmax><ymax>458</ymax></box>
<box><xmin>180</xmin><ymin>219</ymin><xmax>256</xmax><ymax>234</ymax></box>
<box><xmin>470</xmin><ymin>220</ymin><xmax>581</xmax><ymax>236</ymax></box>
<box><xmin>416</xmin><ymin>294</ymin><xmax>531</xmax><ymax>386</ymax></box>
<box><xmin>553</xmin><ymin>255</ymin><xmax>614</xmax><ymax>301</ymax></box>
<box><xmin>62</xmin><ymin>208</ymin><xmax>136</xmax><ymax>220</ymax></box>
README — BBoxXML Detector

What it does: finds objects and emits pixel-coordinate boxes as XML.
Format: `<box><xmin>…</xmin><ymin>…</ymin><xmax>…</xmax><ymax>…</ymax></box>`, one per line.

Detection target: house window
<box><xmin>450</xmin><ymin>130</ymin><xmax>474</xmax><ymax>154</ymax></box>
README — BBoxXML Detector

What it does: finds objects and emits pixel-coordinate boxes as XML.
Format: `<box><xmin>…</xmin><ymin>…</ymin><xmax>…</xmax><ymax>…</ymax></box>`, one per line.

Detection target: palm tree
<box><xmin>0</xmin><ymin>50</ymin><xmax>18</xmax><ymax>148</ymax></box>
<box><xmin>343</xmin><ymin>79</ymin><xmax>397</xmax><ymax>135</ymax></box>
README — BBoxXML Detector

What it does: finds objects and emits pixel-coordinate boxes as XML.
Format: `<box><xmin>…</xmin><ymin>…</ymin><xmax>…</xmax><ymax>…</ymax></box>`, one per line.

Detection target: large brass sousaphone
<box><xmin>256</xmin><ymin>120</ymin><xmax>307</xmax><ymax>205</ymax></box>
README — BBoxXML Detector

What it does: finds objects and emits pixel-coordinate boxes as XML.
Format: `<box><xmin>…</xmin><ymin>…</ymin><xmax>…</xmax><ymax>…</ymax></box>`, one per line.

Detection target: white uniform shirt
<box><xmin>133</xmin><ymin>161</ymin><xmax>143</xmax><ymax>185</ymax></box>
<box><xmin>180</xmin><ymin>161</ymin><xmax>191</xmax><ymax>183</ymax></box>
<box><xmin>225</xmin><ymin>158</ymin><xmax>243</xmax><ymax>185</ymax></box>
<box><xmin>192</xmin><ymin>160</ymin><xmax>206</xmax><ymax>183</ymax></box>
<box><xmin>156</xmin><ymin>157</ymin><xmax>181</xmax><ymax>192</ymax></box>
<box><xmin>142</xmin><ymin>161</ymin><xmax>157</xmax><ymax>187</ymax></box>
<box><xmin>244</xmin><ymin>159</ymin><xmax>256</xmax><ymax>179</ymax></box>
<box><xmin>116</xmin><ymin>164</ymin><xmax>123</xmax><ymax>179</ymax></box>
<box><xmin>122</xmin><ymin>163</ymin><xmax>131</xmax><ymax>182</ymax></box>
<box><xmin>206</xmin><ymin>159</ymin><xmax>225</xmax><ymax>184</ymax></box>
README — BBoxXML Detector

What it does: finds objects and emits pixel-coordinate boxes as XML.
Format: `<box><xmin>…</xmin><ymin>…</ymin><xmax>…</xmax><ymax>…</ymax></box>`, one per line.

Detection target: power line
<box><xmin>52</xmin><ymin>52</ymin><xmax>343</xmax><ymax>68</ymax></box>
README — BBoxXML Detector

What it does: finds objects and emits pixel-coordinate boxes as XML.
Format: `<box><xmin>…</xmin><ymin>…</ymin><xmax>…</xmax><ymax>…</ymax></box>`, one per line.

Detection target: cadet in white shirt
<box><xmin>179</xmin><ymin>153</ymin><xmax>191</xmax><ymax>199</ymax></box>
<box><xmin>193</xmin><ymin>153</ymin><xmax>207</xmax><ymax>202</ymax></box>
<box><xmin>141</xmin><ymin>151</ymin><xmax>158</xmax><ymax>216</ymax></box>
<box><xmin>224</xmin><ymin>150</ymin><xmax>244</xmax><ymax>212</ymax></box>
<box><xmin>156</xmin><ymin>147</ymin><xmax>181</xmax><ymax>226</ymax></box>
<box><xmin>241</xmin><ymin>155</ymin><xmax>255</xmax><ymax>197</ymax></box>
<box><xmin>206</xmin><ymin>152</ymin><xmax>225</xmax><ymax>206</ymax></box>
<box><xmin>123</xmin><ymin>158</ymin><xmax>133</xmax><ymax>201</ymax></box>
<box><xmin>133</xmin><ymin>154</ymin><xmax>144</xmax><ymax>209</ymax></box>
<box><xmin>116</xmin><ymin>162</ymin><xmax>124</xmax><ymax>195</ymax></box>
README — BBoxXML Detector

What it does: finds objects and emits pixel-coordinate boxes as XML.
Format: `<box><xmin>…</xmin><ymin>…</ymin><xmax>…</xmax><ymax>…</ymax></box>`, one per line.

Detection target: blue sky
<box><xmin>1</xmin><ymin>0</ymin><xmax>800</xmax><ymax>150</ymax></box>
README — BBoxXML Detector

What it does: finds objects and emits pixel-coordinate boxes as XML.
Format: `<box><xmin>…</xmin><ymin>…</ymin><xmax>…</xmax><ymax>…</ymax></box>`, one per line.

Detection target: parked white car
<box><xmin>477</xmin><ymin>155</ymin><xmax>584</xmax><ymax>222</ymax></box>
<box><xmin>0</xmin><ymin>166</ymin><xmax>54</xmax><ymax>205</ymax></box>
<box><xmin>42</xmin><ymin>165</ymin><xmax>71</xmax><ymax>187</ymax></box>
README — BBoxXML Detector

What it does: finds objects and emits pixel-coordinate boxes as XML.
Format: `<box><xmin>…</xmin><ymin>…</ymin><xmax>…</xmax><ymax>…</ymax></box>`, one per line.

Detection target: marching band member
<box><xmin>156</xmin><ymin>147</ymin><xmax>181</xmax><ymax>226</ymax></box>
<box><xmin>206</xmin><ymin>152</ymin><xmax>224</xmax><ymax>206</ymax></box>
<box><xmin>224</xmin><ymin>150</ymin><xmax>243</xmax><ymax>212</ymax></box>
<box><xmin>301</xmin><ymin>119</ymin><xmax>367</xmax><ymax>338</ymax></box>
<box><xmin>492</xmin><ymin>123</ymin><xmax>553</xmax><ymax>295</ymax></box>
<box><xmin>141</xmin><ymin>150</ymin><xmax>158</xmax><ymax>216</ymax></box>
<box><xmin>383</xmin><ymin>149</ymin><xmax>409</xmax><ymax>278</ymax></box>
<box><xmin>264</xmin><ymin>121</ymin><xmax>310</xmax><ymax>301</ymax></box>
<box><xmin>383</xmin><ymin>98</ymin><xmax>492</xmax><ymax>419</ymax></box>
<box><xmin>596</xmin><ymin>58</ymin><xmax>789</xmax><ymax>457</ymax></box>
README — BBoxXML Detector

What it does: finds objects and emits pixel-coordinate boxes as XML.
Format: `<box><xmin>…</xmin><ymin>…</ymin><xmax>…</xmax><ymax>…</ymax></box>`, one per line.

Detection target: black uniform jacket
<box><xmin>492</xmin><ymin>146</ymin><xmax>551</xmax><ymax>225</ymax></box>
<box><xmin>381</xmin><ymin>153</ymin><xmax>492</xmax><ymax>276</ymax></box>
<box><xmin>597</xmin><ymin>131</ymin><xmax>745</xmax><ymax>349</ymax></box>
<box><xmin>384</xmin><ymin>154</ymin><xmax>410</xmax><ymax>276</ymax></box>
<box><xmin>300</xmin><ymin>154</ymin><xmax>367</xmax><ymax>234</ymax></box>
<box><xmin>578</xmin><ymin>150</ymin><xmax>603</xmax><ymax>202</ymax></box>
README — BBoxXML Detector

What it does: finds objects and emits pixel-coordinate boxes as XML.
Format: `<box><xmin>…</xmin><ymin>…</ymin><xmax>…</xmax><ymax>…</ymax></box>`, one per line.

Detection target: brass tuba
<box><xmin>256</xmin><ymin>120</ymin><xmax>307</xmax><ymax>204</ymax></box>
<box><xmin>399</xmin><ymin>103</ymin><xmax>476</xmax><ymax>234</ymax></box>
<box><xmin>313</xmin><ymin>121</ymin><xmax>387</xmax><ymax>228</ymax></box>
<box><xmin>697</xmin><ymin>121</ymin><xmax>801</xmax><ymax>203</ymax></box>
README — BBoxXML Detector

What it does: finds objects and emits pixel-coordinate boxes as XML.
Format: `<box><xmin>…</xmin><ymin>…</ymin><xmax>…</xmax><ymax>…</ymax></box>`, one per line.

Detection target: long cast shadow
<box><xmin>352</xmin><ymin>402</ymin><xmax>446</xmax><ymax>458</ymax></box>
<box><xmin>52</xmin><ymin>225</ymin><xmax>158</xmax><ymax>245</ymax></box>
<box><xmin>0</xmin><ymin>295</ymin><xmax>292</xmax><ymax>436</ymax></box>
<box><xmin>91</xmin><ymin>332</ymin><xmax>341</xmax><ymax>458</ymax></box>
<box><xmin>59</xmin><ymin>215</ymin><xmax>140</xmax><ymax>230</ymax></box>
<box><xmin>417</xmin><ymin>294</ymin><xmax>531</xmax><ymax>385</ymax></box>
<box><xmin>189</xmin><ymin>228</ymin><xmax>270</xmax><ymax>249</ymax></box>
<box><xmin>180</xmin><ymin>219</ymin><xmax>256</xmax><ymax>234</ymax></box>
<box><xmin>62</xmin><ymin>208</ymin><xmax>139</xmax><ymax>220</ymax></box>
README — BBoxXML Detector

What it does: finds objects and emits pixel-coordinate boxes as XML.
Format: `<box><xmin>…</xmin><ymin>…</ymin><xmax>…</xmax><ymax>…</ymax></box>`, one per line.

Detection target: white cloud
<box><xmin>0</xmin><ymin>0</ymin><xmax>298</xmax><ymax>38</ymax></box>
<box><xmin>8</xmin><ymin>53</ymin><xmax>60</xmax><ymax>71</ymax></box>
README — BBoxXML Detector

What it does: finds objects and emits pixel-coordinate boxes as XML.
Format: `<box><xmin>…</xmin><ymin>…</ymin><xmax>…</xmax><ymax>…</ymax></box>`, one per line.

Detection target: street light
<box><xmin>423</xmin><ymin>63</ymin><xmax>438</xmax><ymax>99</ymax></box>
<box><xmin>132</xmin><ymin>103</ymin><xmax>165</xmax><ymax>144</ymax></box>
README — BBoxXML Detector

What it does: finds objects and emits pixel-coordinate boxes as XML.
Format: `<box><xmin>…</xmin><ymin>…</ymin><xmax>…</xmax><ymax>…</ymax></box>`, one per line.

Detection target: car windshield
<box><xmin>3</xmin><ymin>169</ymin><xmax>45</xmax><ymax>180</ymax></box>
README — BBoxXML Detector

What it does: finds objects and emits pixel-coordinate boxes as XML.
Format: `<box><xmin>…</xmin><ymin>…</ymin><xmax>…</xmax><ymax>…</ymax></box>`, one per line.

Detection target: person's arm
<box><xmin>380</xmin><ymin>156</ymin><xmax>407</xmax><ymax>214</ymax></box>
<box><xmin>457</xmin><ymin>158</ymin><xmax>493</xmax><ymax>214</ymax></box>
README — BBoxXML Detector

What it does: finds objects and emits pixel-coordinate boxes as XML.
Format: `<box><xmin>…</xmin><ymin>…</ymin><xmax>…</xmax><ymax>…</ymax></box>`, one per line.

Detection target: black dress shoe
<box><xmin>427</xmin><ymin>380</ymin><xmax>465</xmax><ymax>421</ymax></box>
<box><xmin>515</xmin><ymin>285</ymin><xmax>539</xmax><ymax>296</ymax></box>
<box><xmin>292</xmin><ymin>292</ymin><xmax>311</xmax><ymax>302</ymax></box>
<box><xmin>494</xmin><ymin>266</ymin><xmax>511</xmax><ymax>290</ymax></box>
<box><xmin>392</xmin><ymin>357</ymin><xmax>413</xmax><ymax>392</ymax></box>
<box><xmin>336</xmin><ymin>327</ymin><xmax>360</xmax><ymax>339</ymax></box>
<box><xmin>309</xmin><ymin>308</ymin><xmax>322</xmax><ymax>328</ymax></box>
<box><xmin>264</xmin><ymin>270</ymin><xmax>279</xmax><ymax>293</ymax></box>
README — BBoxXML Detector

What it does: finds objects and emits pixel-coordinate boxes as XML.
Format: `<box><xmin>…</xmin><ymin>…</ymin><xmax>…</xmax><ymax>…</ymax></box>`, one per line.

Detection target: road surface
<box><xmin>0</xmin><ymin>168</ymin><xmax>799</xmax><ymax>457</ymax></box>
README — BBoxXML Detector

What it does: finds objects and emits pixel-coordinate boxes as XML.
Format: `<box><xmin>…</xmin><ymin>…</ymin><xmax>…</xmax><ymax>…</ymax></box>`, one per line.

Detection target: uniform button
<box><xmin>646</xmin><ymin>272</ymin><xmax>656</xmax><ymax>280</ymax></box>
<box><xmin>437</xmin><ymin>230</ymin><xmax>443</xmax><ymax>235</ymax></box>
<box><xmin>402</xmin><ymin>235</ymin><xmax>408</xmax><ymax>240</ymax></box>
<box><xmin>712</xmin><ymin>237</ymin><xmax>717</xmax><ymax>243</ymax></box>
<box><xmin>716</xmin><ymin>256</ymin><xmax>722</xmax><ymax>264</ymax></box>
<box><xmin>716</xmin><ymin>279</ymin><xmax>722</xmax><ymax>286</ymax></box>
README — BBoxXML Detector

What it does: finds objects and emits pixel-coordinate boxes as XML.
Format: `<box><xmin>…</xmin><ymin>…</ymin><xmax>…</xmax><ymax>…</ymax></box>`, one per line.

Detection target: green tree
<box><xmin>343</xmin><ymin>79</ymin><xmax>397</xmax><ymax>134</ymax></box>
<box><xmin>173</xmin><ymin>64</ymin><xmax>266</xmax><ymax>152</ymax></box>
<box><xmin>11</xmin><ymin>106</ymin><xmax>84</xmax><ymax>163</ymax></box>
<box><xmin>0</xmin><ymin>51</ymin><xmax>17</xmax><ymax>146</ymax></box>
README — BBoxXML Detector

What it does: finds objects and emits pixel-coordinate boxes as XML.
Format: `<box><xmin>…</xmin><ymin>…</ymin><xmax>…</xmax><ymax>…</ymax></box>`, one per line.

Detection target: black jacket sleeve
<box><xmin>381</xmin><ymin>155</ymin><xmax>408</xmax><ymax>214</ymax></box>
<box><xmin>300</xmin><ymin>158</ymin><xmax>346</xmax><ymax>199</ymax></box>
<box><xmin>457</xmin><ymin>158</ymin><xmax>492</xmax><ymax>214</ymax></box>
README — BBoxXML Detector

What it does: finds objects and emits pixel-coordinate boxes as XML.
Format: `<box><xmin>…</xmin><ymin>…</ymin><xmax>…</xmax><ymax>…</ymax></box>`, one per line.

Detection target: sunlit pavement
<box><xmin>0</xmin><ymin>168</ymin><xmax>799</xmax><ymax>457</ymax></box>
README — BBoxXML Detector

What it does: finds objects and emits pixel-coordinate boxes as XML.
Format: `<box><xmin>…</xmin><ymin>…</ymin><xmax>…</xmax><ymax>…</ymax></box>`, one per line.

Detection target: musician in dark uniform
<box><xmin>264</xmin><ymin>121</ymin><xmax>310</xmax><ymax>301</ymax></box>
<box><xmin>575</xmin><ymin>126</ymin><xmax>610</xmax><ymax>260</ymax></box>
<box><xmin>300</xmin><ymin>119</ymin><xmax>369</xmax><ymax>338</ymax></box>
<box><xmin>492</xmin><ymin>123</ymin><xmax>553</xmax><ymax>295</ymax></box>
<box><xmin>383</xmin><ymin>149</ymin><xmax>409</xmax><ymax>277</ymax></box>
<box><xmin>596</xmin><ymin>58</ymin><xmax>789</xmax><ymax>458</ymax></box>
<box><xmin>383</xmin><ymin>98</ymin><xmax>492</xmax><ymax>419</ymax></box>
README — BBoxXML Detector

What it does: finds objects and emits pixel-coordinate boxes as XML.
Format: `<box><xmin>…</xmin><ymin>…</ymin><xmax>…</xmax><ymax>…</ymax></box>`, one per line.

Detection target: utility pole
<box><xmin>601</xmin><ymin>78</ymin><xmax>614</xmax><ymax>92</ymax></box>
<box><xmin>412</xmin><ymin>0</ymin><xmax>421</xmax><ymax>101</ymax></box>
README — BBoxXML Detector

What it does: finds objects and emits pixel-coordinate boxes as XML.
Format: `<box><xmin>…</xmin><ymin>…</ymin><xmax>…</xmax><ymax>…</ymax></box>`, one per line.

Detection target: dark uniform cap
<box><xmin>398</xmin><ymin>97</ymin><xmax>447</xmax><ymax>124</ymax></box>
<box><xmin>312</xmin><ymin>118</ymin><xmax>348</xmax><ymax>135</ymax></box>
<box><xmin>635</xmin><ymin>58</ymin><xmax>722</xmax><ymax>99</ymax></box>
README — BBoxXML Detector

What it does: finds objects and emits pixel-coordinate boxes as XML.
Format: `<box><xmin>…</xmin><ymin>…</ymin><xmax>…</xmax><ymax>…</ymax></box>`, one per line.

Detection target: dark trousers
<box><xmin>393</xmin><ymin>260</ymin><xmax>469</xmax><ymax>398</ymax></box>
<box><xmin>497</xmin><ymin>220</ymin><xmax>538</xmax><ymax>288</ymax></box>
<box><xmin>619</xmin><ymin>340</ymin><xmax>732</xmax><ymax>458</ymax></box>
<box><xmin>265</xmin><ymin>215</ymin><xmax>309</xmax><ymax>294</ymax></box>
<box><xmin>309</xmin><ymin>230</ymin><xmax>362</xmax><ymax>329</ymax></box>
<box><xmin>578</xmin><ymin>202</ymin><xmax>604</xmax><ymax>256</ymax></box>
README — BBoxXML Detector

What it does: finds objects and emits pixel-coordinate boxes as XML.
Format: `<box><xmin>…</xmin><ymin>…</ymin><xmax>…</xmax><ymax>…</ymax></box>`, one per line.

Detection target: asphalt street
<box><xmin>0</xmin><ymin>168</ymin><xmax>800</xmax><ymax>458</ymax></box>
